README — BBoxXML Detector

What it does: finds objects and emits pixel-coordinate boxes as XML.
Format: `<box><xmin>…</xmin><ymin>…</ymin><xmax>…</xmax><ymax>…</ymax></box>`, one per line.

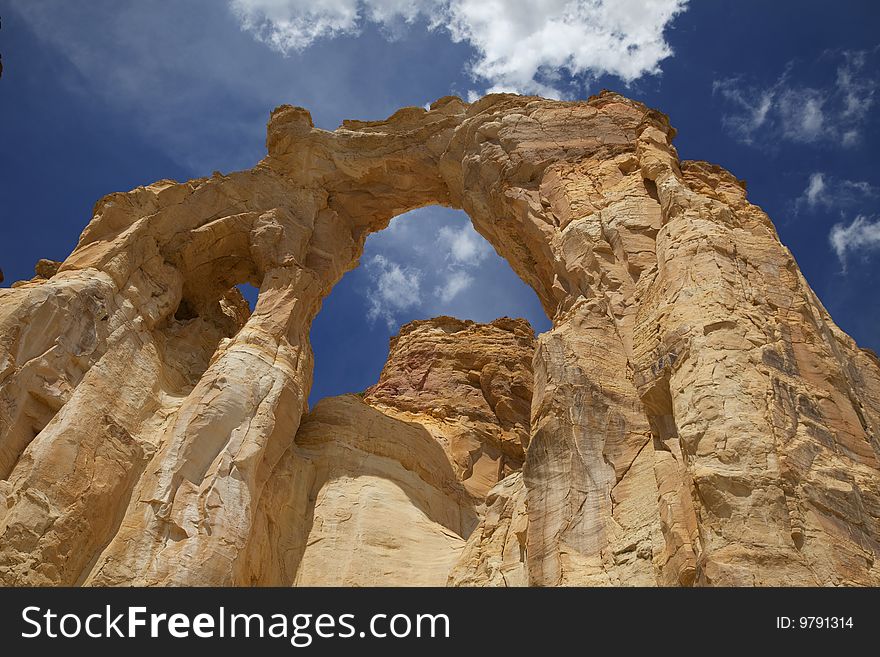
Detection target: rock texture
<box><xmin>240</xmin><ymin>317</ymin><xmax>532</xmax><ymax>586</ymax></box>
<box><xmin>245</xmin><ymin>394</ymin><xmax>475</xmax><ymax>586</ymax></box>
<box><xmin>365</xmin><ymin>316</ymin><xmax>534</xmax><ymax>498</ymax></box>
<box><xmin>1</xmin><ymin>91</ymin><xmax>879</xmax><ymax>586</ymax></box>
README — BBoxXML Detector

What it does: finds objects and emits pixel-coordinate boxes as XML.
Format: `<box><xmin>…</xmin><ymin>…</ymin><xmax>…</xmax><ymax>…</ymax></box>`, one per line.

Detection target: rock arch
<box><xmin>1</xmin><ymin>92</ymin><xmax>879</xmax><ymax>586</ymax></box>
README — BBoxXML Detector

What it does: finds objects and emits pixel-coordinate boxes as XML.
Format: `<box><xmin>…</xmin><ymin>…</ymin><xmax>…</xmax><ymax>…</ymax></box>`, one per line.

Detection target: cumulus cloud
<box><xmin>364</xmin><ymin>254</ymin><xmax>423</xmax><ymax>328</ymax></box>
<box><xmin>796</xmin><ymin>172</ymin><xmax>876</xmax><ymax>213</ymax></box>
<box><xmin>829</xmin><ymin>216</ymin><xmax>880</xmax><ymax>269</ymax></box>
<box><xmin>228</xmin><ymin>0</ymin><xmax>689</xmax><ymax>97</ymax></box>
<box><xmin>229</xmin><ymin>0</ymin><xmax>365</xmax><ymax>53</ymax></box>
<box><xmin>714</xmin><ymin>50</ymin><xmax>878</xmax><ymax>147</ymax></box>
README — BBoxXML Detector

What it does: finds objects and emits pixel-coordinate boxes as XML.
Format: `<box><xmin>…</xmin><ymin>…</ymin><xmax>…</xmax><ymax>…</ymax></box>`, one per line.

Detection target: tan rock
<box><xmin>34</xmin><ymin>259</ymin><xmax>61</xmax><ymax>280</ymax></box>
<box><xmin>1</xmin><ymin>91</ymin><xmax>878</xmax><ymax>586</ymax></box>
<box><xmin>448</xmin><ymin>472</ymin><xmax>529</xmax><ymax>587</ymax></box>
<box><xmin>365</xmin><ymin>316</ymin><xmax>535</xmax><ymax>498</ymax></box>
<box><xmin>240</xmin><ymin>317</ymin><xmax>533</xmax><ymax>586</ymax></box>
<box><xmin>242</xmin><ymin>394</ymin><xmax>477</xmax><ymax>586</ymax></box>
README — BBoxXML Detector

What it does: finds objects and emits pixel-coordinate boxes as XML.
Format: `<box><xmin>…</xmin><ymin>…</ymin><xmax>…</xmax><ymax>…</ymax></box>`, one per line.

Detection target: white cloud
<box><xmin>442</xmin><ymin>0</ymin><xmax>689</xmax><ymax>97</ymax></box>
<box><xmin>434</xmin><ymin>270</ymin><xmax>474</xmax><ymax>302</ymax></box>
<box><xmin>803</xmin><ymin>172</ymin><xmax>827</xmax><ymax>208</ymax></box>
<box><xmin>228</xmin><ymin>0</ymin><xmax>430</xmax><ymax>51</ymax></box>
<box><xmin>228</xmin><ymin>0</ymin><xmax>690</xmax><ymax>98</ymax></box>
<box><xmin>796</xmin><ymin>172</ymin><xmax>876</xmax><ymax>213</ymax></box>
<box><xmin>714</xmin><ymin>50</ymin><xmax>878</xmax><ymax>148</ymax></box>
<box><xmin>357</xmin><ymin>207</ymin><xmax>551</xmax><ymax>331</ymax></box>
<box><xmin>838</xmin><ymin>51</ymin><xmax>876</xmax><ymax>121</ymax></box>
<box><xmin>842</xmin><ymin>180</ymin><xmax>876</xmax><ymax>195</ymax></box>
<box><xmin>365</xmin><ymin>254</ymin><xmax>423</xmax><ymax>328</ymax></box>
<box><xmin>228</xmin><ymin>0</ymin><xmax>360</xmax><ymax>53</ymax></box>
<box><xmin>829</xmin><ymin>216</ymin><xmax>880</xmax><ymax>268</ymax></box>
<box><xmin>779</xmin><ymin>91</ymin><xmax>825</xmax><ymax>142</ymax></box>
<box><xmin>363</xmin><ymin>219</ymin><xmax>490</xmax><ymax>324</ymax></box>
<box><xmin>437</xmin><ymin>223</ymin><xmax>492</xmax><ymax>265</ymax></box>
<box><xmin>361</xmin><ymin>210</ymin><xmax>524</xmax><ymax>327</ymax></box>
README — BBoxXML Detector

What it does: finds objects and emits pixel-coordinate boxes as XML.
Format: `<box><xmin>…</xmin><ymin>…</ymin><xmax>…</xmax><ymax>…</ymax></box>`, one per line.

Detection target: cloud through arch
<box><xmin>357</xmin><ymin>207</ymin><xmax>549</xmax><ymax>331</ymax></box>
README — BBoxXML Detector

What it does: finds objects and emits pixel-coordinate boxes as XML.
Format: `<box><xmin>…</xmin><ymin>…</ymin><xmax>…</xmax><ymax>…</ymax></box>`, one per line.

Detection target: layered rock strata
<box><xmin>1</xmin><ymin>91</ymin><xmax>879</xmax><ymax>586</ymax></box>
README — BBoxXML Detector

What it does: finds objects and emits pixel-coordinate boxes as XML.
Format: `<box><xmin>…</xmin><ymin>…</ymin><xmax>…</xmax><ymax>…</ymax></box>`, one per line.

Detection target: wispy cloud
<box><xmin>10</xmin><ymin>1</ymin><xmax>326</xmax><ymax>174</ymax></box>
<box><xmin>363</xmin><ymin>217</ymin><xmax>490</xmax><ymax>326</ymax></box>
<box><xmin>713</xmin><ymin>50</ymin><xmax>878</xmax><ymax>148</ymax></box>
<box><xmin>434</xmin><ymin>270</ymin><xmax>474</xmax><ymax>303</ymax></box>
<box><xmin>9</xmin><ymin>0</ymin><xmax>467</xmax><ymax>175</ymax></box>
<box><xmin>802</xmin><ymin>172</ymin><xmax>828</xmax><ymax>209</ymax></box>
<box><xmin>365</xmin><ymin>254</ymin><xmax>423</xmax><ymax>328</ymax></box>
<box><xmin>829</xmin><ymin>216</ymin><xmax>880</xmax><ymax>269</ymax></box>
<box><xmin>360</xmin><ymin>208</ymin><xmax>544</xmax><ymax>329</ymax></box>
<box><xmin>837</xmin><ymin>50</ymin><xmax>876</xmax><ymax>122</ymax></box>
<box><xmin>228</xmin><ymin>0</ymin><xmax>690</xmax><ymax>98</ymax></box>
<box><xmin>429</xmin><ymin>223</ymin><xmax>492</xmax><ymax>305</ymax></box>
<box><xmin>796</xmin><ymin>172</ymin><xmax>877</xmax><ymax>213</ymax></box>
<box><xmin>437</xmin><ymin>223</ymin><xmax>492</xmax><ymax>265</ymax></box>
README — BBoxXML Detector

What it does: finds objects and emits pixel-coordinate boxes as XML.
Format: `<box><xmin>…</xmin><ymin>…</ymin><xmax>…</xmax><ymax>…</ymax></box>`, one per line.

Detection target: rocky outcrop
<box><xmin>243</xmin><ymin>394</ymin><xmax>475</xmax><ymax>586</ymax></box>
<box><xmin>240</xmin><ymin>317</ymin><xmax>532</xmax><ymax>586</ymax></box>
<box><xmin>1</xmin><ymin>91</ymin><xmax>879</xmax><ymax>586</ymax></box>
<box><xmin>449</xmin><ymin>472</ymin><xmax>529</xmax><ymax>586</ymax></box>
<box><xmin>8</xmin><ymin>259</ymin><xmax>62</xmax><ymax>288</ymax></box>
<box><xmin>365</xmin><ymin>316</ymin><xmax>534</xmax><ymax>498</ymax></box>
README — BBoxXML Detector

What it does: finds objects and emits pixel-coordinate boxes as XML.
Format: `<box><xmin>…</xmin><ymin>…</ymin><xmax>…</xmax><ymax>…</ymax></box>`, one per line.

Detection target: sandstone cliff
<box><xmin>1</xmin><ymin>91</ymin><xmax>879</xmax><ymax>586</ymax></box>
<box><xmin>240</xmin><ymin>316</ymin><xmax>534</xmax><ymax>586</ymax></box>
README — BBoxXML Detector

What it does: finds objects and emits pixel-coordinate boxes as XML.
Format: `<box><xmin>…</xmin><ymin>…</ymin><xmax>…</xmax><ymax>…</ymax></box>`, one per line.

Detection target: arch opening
<box><xmin>274</xmin><ymin>203</ymin><xmax>551</xmax><ymax>584</ymax></box>
<box><xmin>308</xmin><ymin>205</ymin><xmax>551</xmax><ymax>407</ymax></box>
<box><xmin>236</xmin><ymin>282</ymin><xmax>259</xmax><ymax>311</ymax></box>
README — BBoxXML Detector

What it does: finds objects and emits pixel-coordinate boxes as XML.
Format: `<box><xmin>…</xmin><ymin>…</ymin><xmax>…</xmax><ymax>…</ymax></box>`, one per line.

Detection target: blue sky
<box><xmin>1</xmin><ymin>1</ymin><xmax>878</xmax><ymax>405</ymax></box>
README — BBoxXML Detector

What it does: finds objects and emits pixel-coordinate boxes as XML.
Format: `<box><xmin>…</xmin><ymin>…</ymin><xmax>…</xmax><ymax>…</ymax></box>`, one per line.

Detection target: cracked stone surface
<box><xmin>1</xmin><ymin>91</ymin><xmax>879</xmax><ymax>586</ymax></box>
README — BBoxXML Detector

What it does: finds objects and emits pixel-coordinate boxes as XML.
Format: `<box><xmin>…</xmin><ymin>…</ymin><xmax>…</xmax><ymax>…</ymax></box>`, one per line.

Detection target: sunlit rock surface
<box><xmin>1</xmin><ymin>91</ymin><xmax>879</xmax><ymax>586</ymax></box>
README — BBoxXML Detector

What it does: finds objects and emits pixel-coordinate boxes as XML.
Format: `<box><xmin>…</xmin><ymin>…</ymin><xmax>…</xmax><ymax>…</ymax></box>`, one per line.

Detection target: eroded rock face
<box><xmin>244</xmin><ymin>394</ymin><xmax>476</xmax><ymax>586</ymax></box>
<box><xmin>239</xmin><ymin>316</ymin><xmax>534</xmax><ymax>586</ymax></box>
<box><xmin>1</xmin><ymin>91</ymin><xmax>879</xmax><ymax>586</ymax></box>
<box><xmin>365</xmin><ymin>316</ymin><xmax>534</xmax><ymax>498</ymax></box>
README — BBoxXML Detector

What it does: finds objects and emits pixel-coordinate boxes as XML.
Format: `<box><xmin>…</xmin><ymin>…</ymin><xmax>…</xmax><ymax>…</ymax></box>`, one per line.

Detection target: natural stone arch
<box><xmin>1</xmin><ymin>92</ymin><xmax>879</xmax><ymax>586</ymax></box>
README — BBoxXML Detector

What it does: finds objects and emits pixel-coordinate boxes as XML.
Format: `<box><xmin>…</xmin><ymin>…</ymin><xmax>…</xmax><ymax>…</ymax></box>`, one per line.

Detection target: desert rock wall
<box><xmin>1</xmin><ymin>91</ymin><xmax>878</xmax><ymax>586</ymax></box>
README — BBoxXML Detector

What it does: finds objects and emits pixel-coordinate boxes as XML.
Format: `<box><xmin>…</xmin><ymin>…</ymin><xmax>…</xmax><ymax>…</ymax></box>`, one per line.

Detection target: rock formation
<box><xmin>240</xmin><ymin>316</ymin><xmax>534</xmax><ymax>586</ymax></box>
<box><xmin>1</xmin><ymin>91</ymin><xmax>879</xmax><ymax>586</ymax></box>
<box><xmin>364</xmin><ymin>316</ymin><xmax>534</xmax><ymax>498</ymax></box>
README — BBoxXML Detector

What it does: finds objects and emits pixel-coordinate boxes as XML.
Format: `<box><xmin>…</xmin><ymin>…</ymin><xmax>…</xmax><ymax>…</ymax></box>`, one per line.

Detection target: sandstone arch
<box><xmin>1</xmin><ymin>92</ymin><xmax>879</xmax><ymax>586</ymax></box>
